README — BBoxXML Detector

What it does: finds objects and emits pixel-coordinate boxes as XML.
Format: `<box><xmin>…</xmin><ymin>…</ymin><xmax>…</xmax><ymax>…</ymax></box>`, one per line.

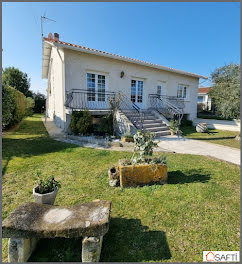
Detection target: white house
<box><xmin>197</xmin><ymin>87</ymin><xmax>212</xmax><ymax>111</ymax></box>
<box><xmin>42</xmin><ymin>33</ymin><xmax>207</xmax><ymax>136</ymax></box>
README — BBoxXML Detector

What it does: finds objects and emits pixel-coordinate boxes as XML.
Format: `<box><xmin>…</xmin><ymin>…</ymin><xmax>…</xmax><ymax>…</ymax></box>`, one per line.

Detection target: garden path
<box><xmin>42</xmin><ymin>117</ymin><xmax>240</xmax><ymax>165</ymax></box>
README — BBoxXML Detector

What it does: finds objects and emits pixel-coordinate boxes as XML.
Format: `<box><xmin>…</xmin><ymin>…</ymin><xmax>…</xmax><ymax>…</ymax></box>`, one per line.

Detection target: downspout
<box><xmin>56</xmin><ymin>46</ymin><xmax>66</xmax><ymax>131</ymax></box>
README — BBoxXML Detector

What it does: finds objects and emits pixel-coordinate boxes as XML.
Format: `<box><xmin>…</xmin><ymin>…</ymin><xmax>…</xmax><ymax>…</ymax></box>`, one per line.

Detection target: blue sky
<box><xmin>3</xmin><ymin>2</ymin><xmax>240</xmax><ymax>94</ymax></box>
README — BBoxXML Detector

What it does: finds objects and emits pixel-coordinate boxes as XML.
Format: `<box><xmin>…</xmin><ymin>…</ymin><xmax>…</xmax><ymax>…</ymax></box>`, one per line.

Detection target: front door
<box><xmin>131</xmin><ymin>79</ymin><xmax>144</xmax><ymax>108</ymax></box>
<box><xmin>87</xmin><ymin>73</ymin><xmax>107</xmax><ymax>109</ymax></box>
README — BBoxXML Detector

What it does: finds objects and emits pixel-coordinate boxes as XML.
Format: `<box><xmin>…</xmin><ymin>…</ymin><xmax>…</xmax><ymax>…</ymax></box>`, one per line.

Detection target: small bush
<box><xmin>96</xmin><ymin>113</ymin><xmax>113</xmax><ymax>135</ymax></box>
<box><xmin>197</xmin><ymin>103</ymin><xmax>205</xmax><ymax>113</ymax></box>
<box><xmin>70</xmin><ymin>110</ymin><xmax>92</xmax><ymax>135</ymax></box>
<box><xmin>169</xmin><ymin>119</ymin><xmax>179</xmax><ymax>133</ymax></box>
<box><xmin>181</xmin><ymin>118</ymin><xmax>193</xmax><ymax>127</ymax></box>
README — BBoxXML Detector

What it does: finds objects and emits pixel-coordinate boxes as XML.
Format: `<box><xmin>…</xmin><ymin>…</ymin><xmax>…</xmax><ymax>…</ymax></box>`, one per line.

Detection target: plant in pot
<box><xmin>33</xmin><ymin>171</ymin><xmax>61</xmax><ymax>205</ymax></box>
<box><xmin>169</xmin><ymin>119</ymin><xmax>183</xmax><ymax>136</ymax></box>
<box><xmin>118</xmin><ymin>130</ymin><xmax>168</xmax><ymax>187</ymax></box>
<box><xmin>121</xmin><ymin>132</ymin><xmax>134</xmax><ymax>143</ymax></box>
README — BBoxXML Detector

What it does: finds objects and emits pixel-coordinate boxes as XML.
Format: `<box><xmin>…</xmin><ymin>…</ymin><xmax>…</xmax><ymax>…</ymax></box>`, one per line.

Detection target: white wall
<box><xmin>46</xmin><ymin>47</ymin><xmax>65</xmax><ymax>130</ymax></box>
<box><xmin>64</xmin><ymin>49</ymin><xmax>200</xmax><ymax>121</ymax></box>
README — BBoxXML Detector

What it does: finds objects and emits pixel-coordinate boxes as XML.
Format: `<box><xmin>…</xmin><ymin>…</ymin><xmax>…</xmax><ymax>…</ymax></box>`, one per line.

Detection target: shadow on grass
<box><xmin>2</xmin><ymin>137</ymin><xmax>78</xmax><ymax>176</ymax></box>
<box><xmin>29</xmin><ymin>218</ymin><xmax>171</xmax><ymax>262</ymax></box>
<box><xmin>102</xmin><ymin>218</ymin><xmax>171</xmax><ymax>262</ymax></box>
<box><xmin>168</xmin><ymin>169</ymin><xmax>211</xmax><ymax>184</ymax></box>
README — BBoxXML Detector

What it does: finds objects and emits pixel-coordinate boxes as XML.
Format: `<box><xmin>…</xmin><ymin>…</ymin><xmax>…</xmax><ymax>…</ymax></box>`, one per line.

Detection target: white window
<box><xmin>177</xmin><ymin>84</ymin><xmax>188</xmax><ymax>99</ymax></box>
<box><xmin>157</xmin><ymin>85</ymin><xmax>162</xmax><ymax>95</ymax></box>
<box><xmin>157</xmin><ymin>82</ymin><xmax>166</xmax><ymax>96</ymax></box>
<box><xmin>87</xmin><ymin>73</ymin><xmax>106</xmax><ymax>102</ymax></box>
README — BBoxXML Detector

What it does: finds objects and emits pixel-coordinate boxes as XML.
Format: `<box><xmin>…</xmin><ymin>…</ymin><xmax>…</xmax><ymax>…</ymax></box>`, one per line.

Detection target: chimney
<box><xmin>54</xmin><ymin>33</ymin><xmax>59</xmax><ymax>41</ymax></box>
<box><xmin>47</xmin><ymin>33</ymin><xmax>53</xmax><ymax>40</ymax></box>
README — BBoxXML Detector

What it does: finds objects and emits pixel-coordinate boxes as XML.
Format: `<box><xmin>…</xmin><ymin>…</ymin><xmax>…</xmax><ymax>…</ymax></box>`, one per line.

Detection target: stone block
<box><xmin>82</xmin><ymin>236</ymin><xmax>103</xmax><ymax>262</ymax></box>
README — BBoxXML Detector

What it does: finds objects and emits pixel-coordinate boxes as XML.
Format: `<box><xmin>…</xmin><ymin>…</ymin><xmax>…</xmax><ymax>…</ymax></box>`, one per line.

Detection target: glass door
<box><xmin>87</xmin><ymin>73</ymin><xmax>107</xmax><ymax>109</ymax></box>
<box><xmin>131</xmin><ymin>79</ymin><xmax>144</xmax><ymax>108</ymax></box>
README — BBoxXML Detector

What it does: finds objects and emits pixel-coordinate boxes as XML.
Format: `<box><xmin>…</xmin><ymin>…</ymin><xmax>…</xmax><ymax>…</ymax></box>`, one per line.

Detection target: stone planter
<box><xmin>196</xmin><ymin>123</ymin><xmax>208</xmax><ymax>133</ymax></box>
<box><xmin>33</xmin><ymin>187</ymin><xmax>58</xmax><ymax>205</ymax></box>
<box><xmin>121</xmin><ymin>136</ymin><xmax>134</xmax><ymax>143</ymax></box>
<box><xmin>118</xmin><ymin>162</ymin><xmax>168</xmax><ymax>187</ymax></box>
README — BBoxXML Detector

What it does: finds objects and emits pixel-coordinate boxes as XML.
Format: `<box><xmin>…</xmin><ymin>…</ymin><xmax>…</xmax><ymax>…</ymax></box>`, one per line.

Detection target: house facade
<box><xmin>197</xmin><ymin>87</ymin><xmax>212</xmax><ymax>111</ymax></box>
<box><xmin>42</xmin><ymin>33</ymin><xmax>207</xmax><ymax>135</ymax></box>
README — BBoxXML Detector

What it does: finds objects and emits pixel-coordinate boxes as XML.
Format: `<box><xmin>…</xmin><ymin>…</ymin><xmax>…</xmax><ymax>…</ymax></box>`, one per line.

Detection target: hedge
<box><xmin>2</xmin><ymin>84</ymin><xmax>27</xmax><ymax>129</ymax></box>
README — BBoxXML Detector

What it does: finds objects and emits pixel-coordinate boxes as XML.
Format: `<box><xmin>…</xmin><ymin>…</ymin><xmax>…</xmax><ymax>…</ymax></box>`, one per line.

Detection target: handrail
<box><xmin>149</xmin><ymin>94</ymin><xmax>184</xmax><ymax>125</ymax></box>
<box><xmin>118</xmin><ymin>92</ymin><xmax>144</xmax><ymax>130</ymax></box>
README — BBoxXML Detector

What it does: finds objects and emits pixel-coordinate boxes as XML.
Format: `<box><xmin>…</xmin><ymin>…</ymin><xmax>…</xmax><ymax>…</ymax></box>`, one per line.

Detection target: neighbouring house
<box><xmin>197</xmin><ymin>87</ymin><xmax>212</xmax><ymax>111</ymax></box>
<box><xmin>42</xmin><ymin>33</ymin><xmax>207</xmax><ymax>137</ymax></box>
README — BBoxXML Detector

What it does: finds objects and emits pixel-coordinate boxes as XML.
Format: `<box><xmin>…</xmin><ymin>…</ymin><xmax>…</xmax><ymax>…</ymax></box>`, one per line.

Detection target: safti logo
<box><xmin>203</xmin><ymin>251</ymin><xmax>240</xmax><ymax>262</ymax></box>
<box><xmin>206</xmin><ymin>251</ymin><xmax>215</xmax><ymax>261</ymax></box>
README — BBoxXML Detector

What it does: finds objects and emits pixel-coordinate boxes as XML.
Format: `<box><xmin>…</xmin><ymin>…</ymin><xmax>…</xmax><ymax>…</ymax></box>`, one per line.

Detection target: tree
<box><xmin>209</xmin><ymin>63</ymin><xmax>240</xmax><ymax>119</ymax></box>
<box><xmin>2</xmin><ymin>67</ymin><xmax>32</xmax><ymax>97</ymax></box>
<box><xmin>33</xmin><ymin>92</ymin><xmax>46</xmax><ymax>113</ymax></box>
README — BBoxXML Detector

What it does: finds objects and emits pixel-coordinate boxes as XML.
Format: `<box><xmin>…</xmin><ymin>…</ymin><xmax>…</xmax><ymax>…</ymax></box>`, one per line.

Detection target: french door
<box><xmin>87</xmin><ymin>73</ymin><xmax>107</xmax><ymax>109</ymax></box>
<box><xmin>131</xmin><ymin>79</ymin><xmax>144</xmax><ymax>108</ymax></box>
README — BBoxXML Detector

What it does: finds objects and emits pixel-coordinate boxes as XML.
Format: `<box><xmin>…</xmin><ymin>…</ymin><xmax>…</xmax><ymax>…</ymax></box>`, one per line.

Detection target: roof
<box><xmin>198</xmin><ymin>87</ymin><xmax>211</xmax><ymax>94</ymax></box>
<box><xmin>42</xmin><ymin>36</ymin><xmax>208</xmax><ymax>79</ymax></box>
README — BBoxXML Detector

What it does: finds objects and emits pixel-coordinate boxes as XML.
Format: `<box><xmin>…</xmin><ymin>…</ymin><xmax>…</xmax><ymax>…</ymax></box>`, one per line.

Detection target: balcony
<box><xmin>65</xmin><ymin>89</ymin><xmax>115</xmax><ymax>110</ymax></box>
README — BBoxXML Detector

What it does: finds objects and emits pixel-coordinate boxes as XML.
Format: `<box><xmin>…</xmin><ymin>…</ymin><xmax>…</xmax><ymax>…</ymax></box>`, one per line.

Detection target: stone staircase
<box><xmin>141</xmin><ymin>112</ymin><xmax>171</xmax><ymax>137</ymax></box>
<box><xmin>122</xmin><ymin>110</ymin><xmax>170</xmax><ymax>137</ymax></box>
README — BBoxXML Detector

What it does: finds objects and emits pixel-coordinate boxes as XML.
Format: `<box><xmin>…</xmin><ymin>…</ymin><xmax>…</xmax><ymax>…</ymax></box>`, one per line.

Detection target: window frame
<box><xmin>86</xmin><ymin>72</ymin><xmax>108</xmax><ymax>102</ymax></box>
<box><xmin>177</xmin><ymin>84</ymin><xmax>189</xmax><ymax>99</ymax></box>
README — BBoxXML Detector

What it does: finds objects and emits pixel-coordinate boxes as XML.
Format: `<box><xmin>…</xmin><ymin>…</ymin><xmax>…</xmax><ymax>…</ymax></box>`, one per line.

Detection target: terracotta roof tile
<box><xmin>198</xmin><ymin>87</ymin><xmax>211</xmax><ymax>94</ymax></box>
<box><xmin>43</xmin><ymin>37</ymin><xmax>206</xmax><ymax>78</ymax></box>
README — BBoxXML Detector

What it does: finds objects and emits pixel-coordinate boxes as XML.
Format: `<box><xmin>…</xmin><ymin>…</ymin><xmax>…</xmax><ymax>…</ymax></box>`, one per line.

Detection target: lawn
<box><xmin>2</xmin><ymin>115</ymin><xmax>240</xmax><ymax>262</ymax></box>
<box><xmin>181</xmin><ymin>125</ymin><xmax>240</xmax><ymax>149</ymax></box>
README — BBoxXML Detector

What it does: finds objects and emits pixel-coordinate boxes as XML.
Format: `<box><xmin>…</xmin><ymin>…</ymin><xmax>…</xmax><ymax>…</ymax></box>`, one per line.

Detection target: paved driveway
<box><xmin>157</xmin><ymin>136</ymin><xmax>240</xmax><ymax>166</ymax></box>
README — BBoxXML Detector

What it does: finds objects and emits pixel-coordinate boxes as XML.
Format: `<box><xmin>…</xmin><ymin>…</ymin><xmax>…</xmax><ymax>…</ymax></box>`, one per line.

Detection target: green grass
<box><xmin>181</xmin><ymin>126</ymin><xmax>240</xmax><ymax>149</ymax></box>
<box><xmin>2</xmin><ymin>115</ymin><xmax>240</xmax><ymax>262</ymax></box>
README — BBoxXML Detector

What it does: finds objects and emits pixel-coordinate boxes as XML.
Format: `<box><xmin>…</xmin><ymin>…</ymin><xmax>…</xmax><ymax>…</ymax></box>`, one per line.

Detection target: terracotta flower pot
<box><xmin>33</xmin><ymin>186</ymin><xmax>58</xmax><ymax>205</ymax></box>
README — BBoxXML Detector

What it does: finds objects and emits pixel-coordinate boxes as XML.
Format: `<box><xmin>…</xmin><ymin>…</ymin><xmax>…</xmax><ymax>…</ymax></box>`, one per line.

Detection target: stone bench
<box><xmin>2</xmin><ymin>200</ymin><xmax>111</xmax><ymax>262</ymax></box>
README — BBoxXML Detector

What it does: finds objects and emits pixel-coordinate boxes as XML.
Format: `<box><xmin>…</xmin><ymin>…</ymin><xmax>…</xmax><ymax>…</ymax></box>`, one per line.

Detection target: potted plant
<box><xmin>118</xmin><ymin>130</ymin><xmax>168</xmax><ymax>187</ymax></box>
<box><xmin>121</xmin><ymin>133</ymin><xmax>134</xmax><ymax>143</ymax></box>
<box><xmin>169</xmin><ymin>119</ymin><xmax>179</xmax><ymax>135</ymax></box>
<box><xmin>33</xmin><ymin>172</ymin><xmax>61</xmax><ymax>205</ymax></box>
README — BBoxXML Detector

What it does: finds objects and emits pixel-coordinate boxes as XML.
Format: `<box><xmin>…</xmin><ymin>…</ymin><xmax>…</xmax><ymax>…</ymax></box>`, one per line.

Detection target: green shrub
<box><xmin>12</xmin><ymin>88</ymin><xmax>26</xmax><ymax>123</ymax></box>
<box><xmin>70</xmin><ymin>110</ymin><xmax>92</xmax><ymax>135</ymax></box>
<box><xmin>169</xmin><ymin>119</ymin><xmax>179</xmax><ymax>133</ymax></box>
<box><xmin>2</xmin><ymin>84</ymin><xmax>27</xmax><ymax>129</ymax></box>
<box><xmin>181</xmin><ymin>118</ymin><xmax>193</xmax><ymax>127</ymax></box>
<box><xmin>96</xmin><ymin>113</ymin><xmax>113</xmax><ymax>135</ymax></box>
<box><xmin>25</xmin><ymin>97</ymin><xmax>35</xmax><ymax>116</ymax></box>
<box><xmin>2</xmin><ymin>84</ymin><xmax>16</xmax><ymax>129</ymax></box>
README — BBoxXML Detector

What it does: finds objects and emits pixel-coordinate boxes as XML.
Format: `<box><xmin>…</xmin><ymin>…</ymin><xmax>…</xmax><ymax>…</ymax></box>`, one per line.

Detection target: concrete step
<box><xmin>145</xmin><ymin>126</ymin><xmax>170</xmax><ymax>132</ymax></box>
<box><xmin>143</xmin><ymin>119</ymin><xmax>163</xmax><ymax>123</ymax></box>
<box><xmin>143</xmin><ymin>123</ymin><xmax>166</xmax><ymax>128</ymax></box>
<box><xmin>152</xmin><ymin>130</ymin><xmax>171</xmax><ymax>137</ymax></box>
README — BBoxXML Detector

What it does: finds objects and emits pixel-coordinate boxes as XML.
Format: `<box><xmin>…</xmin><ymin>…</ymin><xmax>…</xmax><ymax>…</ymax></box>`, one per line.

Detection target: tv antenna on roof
<box><xmin>41</xmin><ymin>15</ymin><xmax>56</xmax><ymax>39</ymax></box>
